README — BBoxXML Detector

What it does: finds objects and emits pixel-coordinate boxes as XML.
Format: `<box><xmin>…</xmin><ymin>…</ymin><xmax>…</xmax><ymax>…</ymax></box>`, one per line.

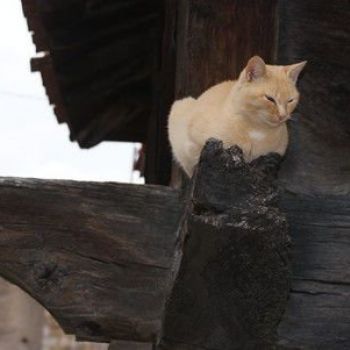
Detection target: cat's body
<box><xmin>168</xmin><ymin>56</ymin><xmax>306</xmax><ymax>176</ymax></box>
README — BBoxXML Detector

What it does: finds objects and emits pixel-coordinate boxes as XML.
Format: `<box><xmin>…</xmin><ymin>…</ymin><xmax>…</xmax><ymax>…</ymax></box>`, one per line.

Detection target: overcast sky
<box><xmin>0</xmin><ymin>0</ymin><xmax>139</xmax><ymax>183</ymax></box>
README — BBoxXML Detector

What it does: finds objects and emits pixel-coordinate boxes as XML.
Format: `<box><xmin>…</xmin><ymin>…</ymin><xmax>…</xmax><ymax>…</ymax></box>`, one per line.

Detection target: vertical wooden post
<box><xmin>175</xmin><ymin>0</ymin><xmax>278</xmax><ymax>99</ymax></box>
<box><xmin>145</xmin><ymin>0</ymin><xmax>177</xmax><ymax>185</ymax></box>
<box><xmin>158</xmin><ymin>142</ymin><xmax>290</xmax><ymax>350</ymax></box>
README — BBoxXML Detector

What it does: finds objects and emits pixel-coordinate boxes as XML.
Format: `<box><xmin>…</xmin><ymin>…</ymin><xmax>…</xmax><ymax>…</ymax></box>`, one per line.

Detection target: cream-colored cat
<box><xmin>168</xmin><ymin>56</ymin><xmax>306</xmax><ymax>176</ymax></box>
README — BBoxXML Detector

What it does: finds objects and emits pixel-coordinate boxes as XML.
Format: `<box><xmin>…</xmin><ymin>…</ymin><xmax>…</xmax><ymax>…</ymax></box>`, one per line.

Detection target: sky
<box><xmin>0</xmin><ymin>0</ymin><xmax>140</xmax><ymax>183</ymax></box>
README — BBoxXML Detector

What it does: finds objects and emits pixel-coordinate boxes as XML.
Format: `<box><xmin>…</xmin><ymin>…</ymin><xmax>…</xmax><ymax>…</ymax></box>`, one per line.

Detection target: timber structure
<box><xmin>0</xmin><ymin>0</ymin><xmax>348</xmax><ymax>349</ymax></box>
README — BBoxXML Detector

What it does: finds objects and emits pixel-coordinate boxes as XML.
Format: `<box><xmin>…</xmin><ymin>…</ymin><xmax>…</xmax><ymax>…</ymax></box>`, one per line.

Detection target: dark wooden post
<box><xmin>158</xmin><ymin>141</ymin><xmax>291</xmax><ymax>349</ymax></box>
<box><xmin>145</xmin><ymin>0</ymin><xmax>177</xmax><ymax>185</ymax></box>
<box><xmin>175</xmin><ymin>0</ymin><xmax>278</xmax><ymax>99</ymax></box>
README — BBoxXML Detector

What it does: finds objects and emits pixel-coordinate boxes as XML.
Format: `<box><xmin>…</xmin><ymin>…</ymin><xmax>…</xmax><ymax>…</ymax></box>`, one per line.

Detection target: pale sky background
<box><xmin>0</xmin><ymin>0</ymin><xmax>140</xmax><ymax>183</ymax></box>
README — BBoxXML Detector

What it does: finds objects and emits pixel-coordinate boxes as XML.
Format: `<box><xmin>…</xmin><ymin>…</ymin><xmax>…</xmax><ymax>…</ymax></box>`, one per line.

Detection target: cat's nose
<box><xmin>278</xmin><ymin>114</ymin><xmax>288</xmax><ymax>122</ymax></box>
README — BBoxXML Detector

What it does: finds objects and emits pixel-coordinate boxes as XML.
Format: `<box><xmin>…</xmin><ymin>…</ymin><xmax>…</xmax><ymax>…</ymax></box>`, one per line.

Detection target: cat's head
<box><xmin>234</xmin><ymin>56</ymin><xmax>307</xmax><ymax>127</ymax></box>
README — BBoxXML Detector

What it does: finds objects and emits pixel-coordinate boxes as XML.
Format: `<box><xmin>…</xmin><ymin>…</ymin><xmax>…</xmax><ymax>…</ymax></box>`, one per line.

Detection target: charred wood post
<box><xmin>158</xmin><ymin>140</ymin><xmax>291</xmax><ymax>350</ymax></box>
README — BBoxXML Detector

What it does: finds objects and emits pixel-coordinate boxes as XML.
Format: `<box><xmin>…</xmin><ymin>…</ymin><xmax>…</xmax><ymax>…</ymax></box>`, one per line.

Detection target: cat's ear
<box><xmin>245</xmin><ymin>56</ymin><xmax>266</xmax><ymax>82</ymax></box>
<box><xmin>286</xmin><ymin>61</ymin><xmax>307</xmax><ymax>84</ymax></box>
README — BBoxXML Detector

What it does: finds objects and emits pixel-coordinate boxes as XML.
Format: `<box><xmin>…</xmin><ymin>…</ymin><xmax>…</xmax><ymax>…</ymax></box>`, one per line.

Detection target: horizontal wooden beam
<box><xmin>0</xmin><ymin>178</ymin><xmax>181</xmax><ymax>343</ymax></box>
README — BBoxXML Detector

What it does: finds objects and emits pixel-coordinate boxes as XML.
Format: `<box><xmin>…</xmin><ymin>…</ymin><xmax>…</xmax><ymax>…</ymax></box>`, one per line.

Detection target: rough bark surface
<box><xmin>158</xmin><ymin>140</ymin><xmax>291</xmax><ymax>350</ymax></box>
<box><xmin>0</xmin><ymin>178</ymin><xmax>181</xmax><ymax>344</ymax></box>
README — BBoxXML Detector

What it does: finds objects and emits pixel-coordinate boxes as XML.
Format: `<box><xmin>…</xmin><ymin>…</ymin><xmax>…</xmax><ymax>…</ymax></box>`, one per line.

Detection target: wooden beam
<box><xmin>158</xmin><ymin>140</ymin><xmax>291</xmax><ymax>349</ymax></box>
<box><xmin>0</xmin><ymin>178</ymin><xmax>181</xmax><ymax>343</ymax></box>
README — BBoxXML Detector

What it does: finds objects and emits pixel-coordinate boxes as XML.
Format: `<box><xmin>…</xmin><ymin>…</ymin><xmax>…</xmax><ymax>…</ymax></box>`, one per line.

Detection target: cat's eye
<box><xmin>265</xmin><ymin>95</ymin><xmax>276</xmax><ymax>104</ymax></box>
<box><xmin>288</xmin><ymin>98</ymin><xmax>295</xmax><ymax>103</ymax></box>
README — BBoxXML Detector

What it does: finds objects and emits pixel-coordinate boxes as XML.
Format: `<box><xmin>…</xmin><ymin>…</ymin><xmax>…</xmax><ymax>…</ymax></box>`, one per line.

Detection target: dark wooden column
<box><xmin>145</xmin><ymin>0</ymin><xmax>177</xmax><ymax>185</ymax></box>
<box><xmin>276</xmin><ymin>1</ymin><xmax>350</xmax><ymax>349</ymax></box>
<box><xmin>175</xmin><ymin>0</ymin><xmax>278</xmax><ymax>99</ymax></box>
<box><xmin>158</xmin><ymin>141</ymin><xmax>291</xmax><ymax>349</ymax></box>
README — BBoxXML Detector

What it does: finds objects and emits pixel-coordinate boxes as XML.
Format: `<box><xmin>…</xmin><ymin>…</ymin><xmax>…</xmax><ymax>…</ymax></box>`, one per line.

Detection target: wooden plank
<box><xmin>20</xmin><ymin>0</ymin><xmax>163</xmax><ymax>148</ymax></box>
<box><xmin>0</xmin><ymin>178</ymin><xmax>181</xmax><ymax>343</ymax></box>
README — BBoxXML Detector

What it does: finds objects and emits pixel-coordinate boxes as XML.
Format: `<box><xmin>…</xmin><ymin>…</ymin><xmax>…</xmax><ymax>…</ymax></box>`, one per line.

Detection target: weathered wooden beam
<box><xmin>158</xmin><ymin>140</ymin><xmax>291</xmax><ymax>349</ymax></box>
<box><xmin>0</xmin><ymin>178</ymin><xmax>181</xmax><ymax>344</ymax></box>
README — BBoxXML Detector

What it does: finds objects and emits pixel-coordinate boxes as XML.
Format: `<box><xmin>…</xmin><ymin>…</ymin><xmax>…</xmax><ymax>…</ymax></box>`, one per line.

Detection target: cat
<box><xmin>168</xmin><ymin>55</ymin><xmax>306</xmax><ymax>177</ymax></box>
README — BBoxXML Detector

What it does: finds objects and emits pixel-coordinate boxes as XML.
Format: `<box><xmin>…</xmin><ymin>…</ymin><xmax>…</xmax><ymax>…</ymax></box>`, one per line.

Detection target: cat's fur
<box><xmin>168</xmin><ymin>56</ymin><xmax>306</xmax><ymax>176</ymax></box>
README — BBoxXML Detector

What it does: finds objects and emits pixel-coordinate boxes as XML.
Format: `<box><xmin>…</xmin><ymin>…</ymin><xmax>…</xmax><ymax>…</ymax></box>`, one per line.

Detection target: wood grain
<box><xmin>278</xmin><ymin>0</ymin><xmax>350</xmax><ymax>195</ymax></box>
<box><xmin>0</xmin><ymin>178</ymin><xmax>181</xmax><ymax>343</ymax></box>
<box><xmin>175</xmin><ymin>0</ymin><xmax>278</xmax><ymax>99</ymax></box>
<box><xmin>158</xmin><ymin>140</ymin><xmax>291</xmax><ymax>350</ymax></box>
<box><xmin>21</xmin><ymin>0</ymin><xmax>162</xmax><ymax>147</ymax></box>
<box><xmin>276</xmin><ymin>1</ymin><xmax>350</xmax><ymax>348</ymax></box>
